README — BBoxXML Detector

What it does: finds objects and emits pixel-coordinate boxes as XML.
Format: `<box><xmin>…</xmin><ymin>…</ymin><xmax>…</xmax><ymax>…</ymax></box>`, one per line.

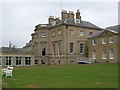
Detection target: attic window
<box><xmin>52</xmin><ymin>21</ymin><xmax>56</xmax><ymax>26</ymax></box>
<box><xmin>74</xmin><ymin>19</ymin><xmax>80</xmax><ymax>23</ymax></box>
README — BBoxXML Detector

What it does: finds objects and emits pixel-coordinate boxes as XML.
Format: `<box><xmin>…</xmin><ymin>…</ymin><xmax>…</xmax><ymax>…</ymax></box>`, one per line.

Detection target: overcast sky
<box><xmin>0</xmin><ymin>0</ymin><xmax>118</xmax><ymax>48</ymax></box>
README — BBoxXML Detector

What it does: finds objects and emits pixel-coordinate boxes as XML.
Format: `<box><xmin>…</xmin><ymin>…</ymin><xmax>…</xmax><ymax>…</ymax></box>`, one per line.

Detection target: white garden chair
<box><xmin>6</xmin><ymin>66</ymin><xmax>14</xmax><ymax>77</ymax></box>
<box><xmin>2</xmin><ymin>66</ymin><xmax>14</xmax><ymax>77</ymax></box>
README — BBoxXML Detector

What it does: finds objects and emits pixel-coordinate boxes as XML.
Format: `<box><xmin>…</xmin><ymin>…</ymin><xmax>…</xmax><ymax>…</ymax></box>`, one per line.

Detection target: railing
<box><xmin>77</xmin><ymin>57</ymin><xmax>95</xmax><ymax>64</ymax></box>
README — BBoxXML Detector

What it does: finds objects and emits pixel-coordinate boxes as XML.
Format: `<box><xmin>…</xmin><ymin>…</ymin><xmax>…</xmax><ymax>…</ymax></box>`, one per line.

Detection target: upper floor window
<box><xmin>109</xmin><ymin>37</ymin><xmax>114</xmax><ymax>43</ymax></box>
<box><xmin>102</xmin><ymin>38</ymin><xmax>106</xmax><ymax>44</ymax></box>
<box><xmin>80</xmin><ymin>31</ymin><xmax>84</xmax><ymax>36</ymax></box>
<box><xmin>92</xmin><ymin>40</ymin><xmax>96</xmax><ymax>45</ymax></box>
<box><xmin>52</xmin><ymin>32</ymin><xmax>55</xmax><ymax>37</ymax></box>
<box><xmin>89</xmin><ymin>32</ymin><xmax>93</xmax><ymax>36</ymax></box>
<box><xmin>70</xmin><ymin>43</ymin><xmax>74</xmax><ymax>54</ymax></box>
<box><xmin>102</xmin><ymin>49</ymin><xmax>106</xmax><ymax>59</ymax></box>
<box><xmin>41</xmin><ymin>32</ymin><xmax>46</xmax><ymax>37</ymax></box>
<box><xmin>80</xmin><ymin>44</ymin><xmax>84</xmax><ymax>54</ymax></box>
<box><xmin>58</xmin><ymin>30</ymin><xmax>61</xmax><ymax>35</ymax></box>
<box><xmin>41</xmin><ymin>43</ymin><xmax>46</xmax><ymax>56</ymax></box>
<box><xmin>70</xmin><ymin>30</ymin><xmax>74</xmax><ymax>35</ymax></box>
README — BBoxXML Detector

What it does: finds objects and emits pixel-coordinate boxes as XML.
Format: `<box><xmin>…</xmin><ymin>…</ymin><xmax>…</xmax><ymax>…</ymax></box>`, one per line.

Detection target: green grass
<box><xmin>2</xmin><ymin>64</ymin><xmax>118</xmax><ymax>88</ymax></box>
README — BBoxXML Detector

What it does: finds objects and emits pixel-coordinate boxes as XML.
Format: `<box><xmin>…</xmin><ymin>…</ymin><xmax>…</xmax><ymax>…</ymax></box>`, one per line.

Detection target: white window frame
<box><xmin>58</xmin><ymin>43</ymin><xmax>61</xmax><ymax>57</ymax></box>
<box><xmin>109</xmin><ymin>49</ymin><xmax>114</xmax><ymax>59</ymax></box>
<box><xmin>102</xmin><ymin>50</ymin><xmax>106</xmax><ymax>59</ymax></box>
<box><xmin>92</xmin><ymin>50</ymin><xmax>96</xmax><ymax>59</ymax></box>
<box><xmin>74</xmin><ymin>19</ymin><xmax>80</xmax><ymax>23</ymax></box>
<box><xmin>92</xmin><ymin>40</ymin><xmax>96</xmax><ymax>45</ymax></box>
<box><xmin>70</xmin><ymin>43</ymin><xmax>74</xmax><ymax>54</ymax></box>
<box><xmin>41</xmin><ymin>32</ymin><xmax>46</xmax><ymax>38</ymax></box>
<box><xmin>5</xmin><ymin>57</ymin><xmax>12</xmax><ymax>66</ymax></box>
<box><xmin>80</xmin><ymin>44</ymin><xmax>84</xmax><ymax>54</ymax></box>
<box><xmin>15</xmin><ymin>57</ymin><xmax>22</xmax><ymax>66</ymax></box>
<box><xmin>80</xmin><ymin>31</ymin><xmax>84</xmax><ymax>36</ymax></box>
<box><xmin>25</xmin><ymin>57</ymin><xmax>31</xmax><ymax>66</ymax></box>
<box><xmin>52</xmin><ymin>32</ymin><xmax>55</xmax><ymax>37</ymax></box>
<box><xmin>0</xmin><ymin>57</ymin><xmax>2</xmax><ymax>66</ymax></box>
<box><xmin>58</xmin><ymin>30</ymin><xmax>61</xmax><ymax>35</ymax></box>
<box><xmin>102</xmin><ymin>38</ymin><xmax>106</xmax><ymax>44</ymax></box>
<box><xmin>109</xmin><ymin>37</ymin><xmax>114</xmax><ymax>43</ymax></box>
<box><xmin>70</xmin><ymin>30</ymin><xmax>74</xmax><ymax>35</ymax></box>
<box><xmin>52</xmin><ymin>44</ymin><xmax>55</xmax><ymax>57</ymax></box>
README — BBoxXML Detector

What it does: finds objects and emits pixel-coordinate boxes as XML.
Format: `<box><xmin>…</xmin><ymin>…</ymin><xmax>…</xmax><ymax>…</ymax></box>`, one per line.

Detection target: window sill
<box><xmin>102</xmin><ymin>58</ymin><xmax>106</xmax><ymax>60</ymax></box>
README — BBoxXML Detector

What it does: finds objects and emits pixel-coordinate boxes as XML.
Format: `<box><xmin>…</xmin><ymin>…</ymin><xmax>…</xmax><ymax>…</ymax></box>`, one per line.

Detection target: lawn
<box><xmin>2</xmin><ymin>64</ymin><xmax>118</xmax><ymax>88</ymax></box>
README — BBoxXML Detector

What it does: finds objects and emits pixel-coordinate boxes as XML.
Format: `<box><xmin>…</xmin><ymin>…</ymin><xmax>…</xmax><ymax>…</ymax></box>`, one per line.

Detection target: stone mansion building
<box><xmin>23</xmin><ymin>9</ymin><xmax>102</xmax><ymax>65</ymax></box>
<box><xmin>0</xmin><ymin>9</ymin><xmax>119</xmax><ymax>66</ymax></box>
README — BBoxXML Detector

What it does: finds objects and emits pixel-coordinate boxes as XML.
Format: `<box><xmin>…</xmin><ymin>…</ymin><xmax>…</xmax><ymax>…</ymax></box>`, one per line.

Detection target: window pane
<box><xmin>80</xmin><ymin>31</ymin><xmax>83</xmax><ymax>36</ymax></box>
<box><xmin>70</xmin><ymin>43</ymin><xmax>74</xmax><ymax>53</ymax></box>
<box><xmin>80</xmin><ymin>44</ymin><xmax>84</xmax><ymax>54</ymax></box>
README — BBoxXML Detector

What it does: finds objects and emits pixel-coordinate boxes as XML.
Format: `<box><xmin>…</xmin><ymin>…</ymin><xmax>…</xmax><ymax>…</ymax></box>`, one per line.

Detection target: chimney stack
<box><xmin>76</xmin><ymin>9</ymin><xmax>81</xmax><ymax>20</ymax></box>
<box><xmin>48</xmin><ymin>16</ymin><xmax>54</xmax><ymax>25</ymax></box>
<box><xmin>61</xmin><ymin>10</ymin><xmax>69</xmax><ymax>20</ymax></box>
<box><xmin>68</xmin><ymin>11</ymin><xmax>74</xmax><ymax>19</ymax></box>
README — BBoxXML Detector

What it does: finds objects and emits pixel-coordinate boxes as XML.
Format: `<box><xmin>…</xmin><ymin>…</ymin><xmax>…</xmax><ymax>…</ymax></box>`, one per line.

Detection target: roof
<box><xmin>88</xmin><ymin>25</ymin><xmax>120</xmax><ymax>39</ymax></box>
<box><xmin>0</xmin><ymin>47</ymin><xmax>23</xmax><ymax>54</ymax></box>
<box><xmin>88</xmin><ymin>29</ymin><xmax>106</xmax><ymax>38</ymax></box>
<box><xmin>51</xmin><ymin>19</ymin><xmax>102</xmax><ymax>30</ymax></box>
<box><xmin>0</xmin><ymin>47</ymin><xmax>31</xmax><ymax>54</ymax></box>
<box><xmin>106</xmin><ymin>25</ymin><xmax>120</xmax><ymax>34</ymax></box>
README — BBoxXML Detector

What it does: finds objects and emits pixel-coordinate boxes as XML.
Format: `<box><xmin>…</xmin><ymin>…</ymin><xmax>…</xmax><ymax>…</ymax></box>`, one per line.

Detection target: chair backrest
<box><xmin>7</xmin><ymin>67</ymin><xmax>14</xmax><ymax>70</ymax></box>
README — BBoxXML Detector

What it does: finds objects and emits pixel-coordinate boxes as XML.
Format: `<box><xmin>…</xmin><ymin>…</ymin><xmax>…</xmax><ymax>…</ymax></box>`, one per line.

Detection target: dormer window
<box><xmin>74</xmin><ymin>19</ymin><xmax>80</xmax><ymax>23</ymax></box>
<box><xmin>52</xmin><ymin>21</ymin><xmax>56</xmax><ymax>26</ymax></box>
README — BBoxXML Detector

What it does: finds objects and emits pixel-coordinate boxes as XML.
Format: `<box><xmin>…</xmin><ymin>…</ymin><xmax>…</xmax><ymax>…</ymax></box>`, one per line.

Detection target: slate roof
<box><xmin>0</xmin><ymin>47</ymin><xmax>24</xmax><ymax>54</ymax></box>
<box><xmin>51</xmin><ymin>19</ymin><xmax>102</xmax><ymax>30</ymax></box>
<box><xmin>88</xmin><ymin>25</ymin><xmax>120</xmax><ymax>39</ymax></box>
<box><xmin>106</xmin><ymin>25</ymin><xmax>120</xmax><ymax>34</ymax></box>
<box><xmin>88</xmin><ymin>29</ymin><xmax>106</xmax><ymax>38</ymax></box>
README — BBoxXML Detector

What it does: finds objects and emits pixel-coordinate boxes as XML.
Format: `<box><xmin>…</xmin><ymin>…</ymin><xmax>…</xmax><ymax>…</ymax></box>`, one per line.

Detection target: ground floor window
<box><xmin>35</xmin><ymin>60</ymin><xmax>38</xmax><ymax>65</ymax></box>
<box><xmin>80</xmin><ymin>44</ymin><xmax>84</xmax><ymax>54</ymax></box>
<box><xmin>109</xmin><ymin>49</ymin><xmax>114</xmax><ymax>59</ymax></box>
<box><xmin>102</xmin><ymin>49</ymin><xmax>106</xmax><ymax>59</ymax></box>
<box><xmin>69</xmin><ymin>60</ymin><xmax>74</xmax><ymax>64</ymax></box>
<box><xmin>5</xmin><ymin>57</ymin><xmax>12</xmax><ymax>66</ymax></box>
<box><xmin>70</xmin><ymin>43</ymin><xmax>74</xmax><ymax>54</ymax></box>
<box><xmin>92</xmin><ymin>50</ymin><xmax>96</xmax><ymax>59</ymax></box>
<box><xmin>16</xmin><ymin>57</ymin><xmax>22</xmax><ymax>66</ymax></box>
<box><xmin>58</xmin><ymin>61</ymin><xmax>61</xmax><ymax>64</ymax></box>
<box><xmin>25</xmin><ymin>57</ymin><xmax>31</xmax><ymax>65</ymax></box>
<box><xmin>0</xmin><ymin>57</ymin><xmax>2</xmax><ymax>66</ymax></box>
<box><xmin>41</xmin><ymin>60</ymin><xmax>45</xmax><ymax>64</ymax></box>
